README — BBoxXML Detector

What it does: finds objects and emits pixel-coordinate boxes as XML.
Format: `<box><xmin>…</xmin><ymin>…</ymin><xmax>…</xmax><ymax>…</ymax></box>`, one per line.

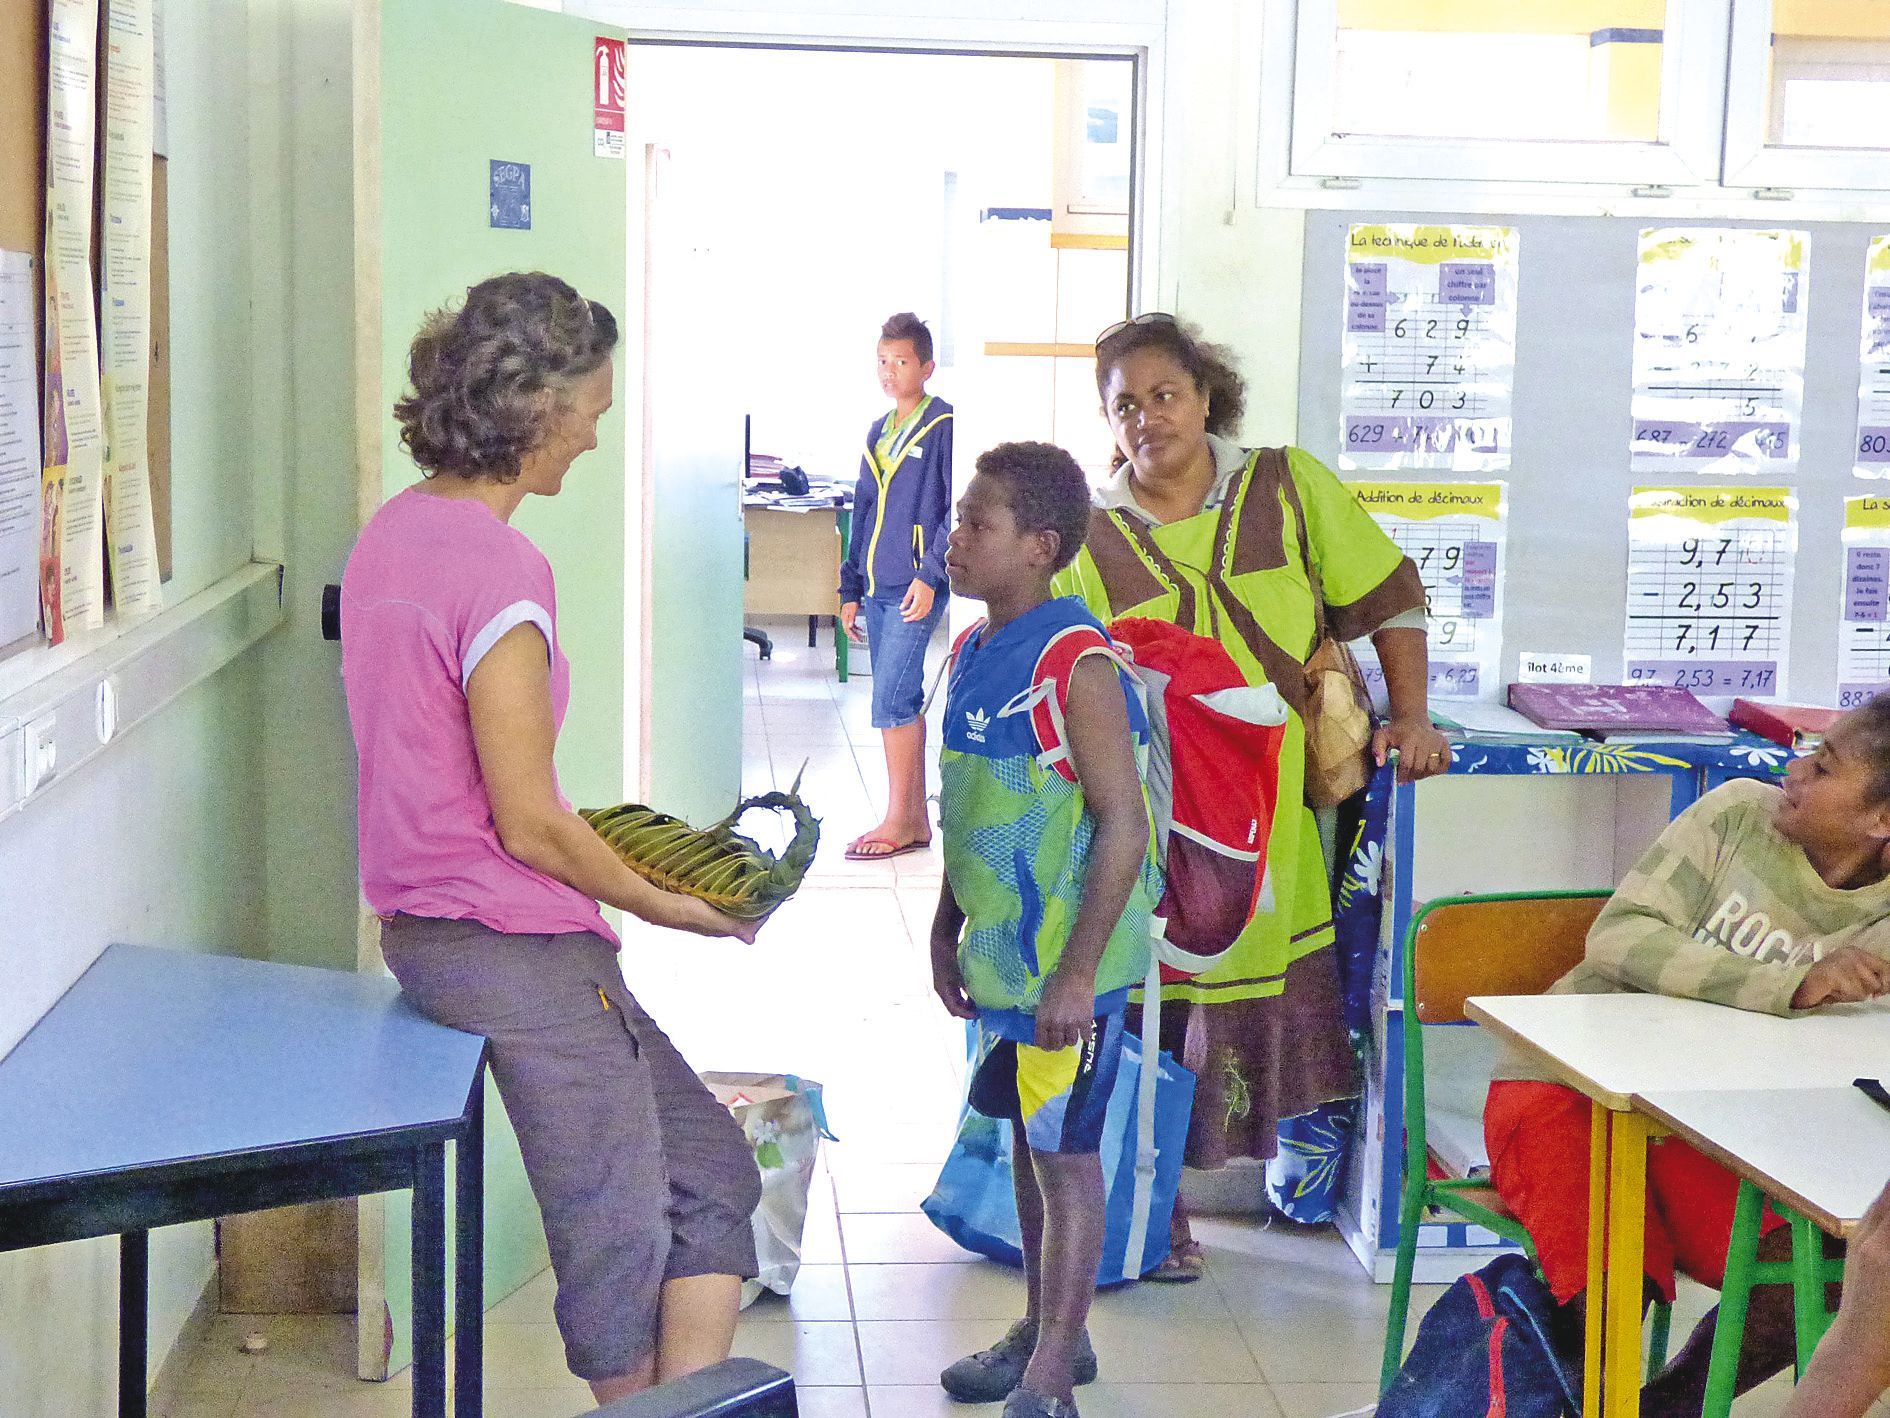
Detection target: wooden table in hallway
<box><xmin>1466</xmin><ymin>990</ymin><xmax>1890</xmax><ymax>1418</ymax></box>
<box><xmin>0</xmin><ymin>944</ymin><xmax>488</xmax><ymax>1418</ymax></box>
<box><xmin>744</xmin><ymin>501</ymin><xmax>854</xmax><ymax>681</ymax></box>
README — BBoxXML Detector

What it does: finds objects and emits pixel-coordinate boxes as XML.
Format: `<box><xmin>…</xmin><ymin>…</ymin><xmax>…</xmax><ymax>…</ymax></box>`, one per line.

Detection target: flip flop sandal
<box><xmin>1142</xmin><ymin>1240</ymin><xmax>1207</xmax><ymax>1283</ymax></box>
<box><xmin>843</xmin><ymin>836</ymin><xmax>932</xmax><ymax>862</ymax></box>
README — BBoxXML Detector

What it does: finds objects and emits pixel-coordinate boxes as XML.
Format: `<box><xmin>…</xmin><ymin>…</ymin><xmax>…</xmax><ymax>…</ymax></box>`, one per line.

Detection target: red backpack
<box><xmin>1106</xmin><ymin>616</ymin><xmax>1289</xmax><ymax>981</ymax></box>
<box><xmin>940</xmin><ymin>614</ymin><xmax>1289</xmax><ymax>982</ymax></box>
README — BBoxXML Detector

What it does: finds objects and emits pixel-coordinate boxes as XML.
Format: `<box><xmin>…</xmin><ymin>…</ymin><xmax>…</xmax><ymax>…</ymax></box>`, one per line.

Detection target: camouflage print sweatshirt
<box><xmin>1494</xmin><ymin>778</ymin><xmax>1890</xmax><ymax>1084</ymax></box>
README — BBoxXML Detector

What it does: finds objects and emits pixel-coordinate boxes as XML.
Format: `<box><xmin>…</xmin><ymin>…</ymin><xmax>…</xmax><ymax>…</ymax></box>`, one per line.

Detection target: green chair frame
<box><xmin>1700</xmin><ymin>1181</ymin><xmax>1845</xmax><ymax>1417</ymax></box>
<box><xmin>1379</xmin><ymin>890</ymin><xmax>1672</xmax><ymax>1395</ymax></box>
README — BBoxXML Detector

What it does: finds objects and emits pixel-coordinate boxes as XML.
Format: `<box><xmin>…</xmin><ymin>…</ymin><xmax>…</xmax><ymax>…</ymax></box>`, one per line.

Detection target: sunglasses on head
<box><xmin>1095</xmin><ymin>311</ymin><xmax>1179</xmax><ymax>351</ymax></box>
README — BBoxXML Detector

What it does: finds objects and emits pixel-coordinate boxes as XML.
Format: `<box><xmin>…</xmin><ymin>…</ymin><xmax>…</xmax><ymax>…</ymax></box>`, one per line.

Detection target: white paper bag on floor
<box><xmin>701</xmin><ymin>1073</ymin><xmax>835</xmax><ymax>1307</ymax></box>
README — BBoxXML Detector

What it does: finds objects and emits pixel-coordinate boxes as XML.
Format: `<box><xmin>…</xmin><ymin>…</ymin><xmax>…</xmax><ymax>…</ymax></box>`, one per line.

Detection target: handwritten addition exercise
<box><xmin>1839</xmin><ymin>497</ymin><xmax>1890</xmax><ymax>706</ymax></box>
<box><xmin>1624</xmin><ymin>486</ymin><xmax>1796</xmax><ymax>697</ymax></box>
<box><xmin>1854</xmin><ymin>236</ymin><xmax>1890</xmax><ymax>480</ymax></box>
<box><xmin>1631</xmin><ymin>227</ymin><xmax>1808</xmax><ymax>476</ymax></box>
<box><xmin>1341</xmin><ymin>224</ymin><xmax>1517</xmax><ymax>473</ymax></box>
<box><xmin>1348</xmin><ymin>482</ymin><xmax>1505</xmax><ymax>701</ymax></box>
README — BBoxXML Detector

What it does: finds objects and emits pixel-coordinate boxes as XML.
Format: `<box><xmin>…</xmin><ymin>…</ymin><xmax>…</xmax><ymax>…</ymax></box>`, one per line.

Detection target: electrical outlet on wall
<box><xmin>21</xmin><ymin>715</ymin><xmax>57</xmax><ymax>797</ymax></box>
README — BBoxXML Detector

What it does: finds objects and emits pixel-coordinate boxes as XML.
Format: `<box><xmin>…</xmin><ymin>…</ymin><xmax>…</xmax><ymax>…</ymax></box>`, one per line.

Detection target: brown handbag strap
<box><xmin>1192</xmin><ymin>450</ymin><xmax>1312</xmax><ymax>715</ymax></box>
<box><xmin>1254</xmin><ymin>446</ymin><xmax>1330</xmax><ymax>647</ymax></box>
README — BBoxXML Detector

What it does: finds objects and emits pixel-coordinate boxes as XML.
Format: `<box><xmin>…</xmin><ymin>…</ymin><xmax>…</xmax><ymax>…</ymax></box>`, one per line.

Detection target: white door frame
<box><xmin>613</xmin><ymin>19</ymin><xmax>1168</xmax><ymax>799</ymax></box>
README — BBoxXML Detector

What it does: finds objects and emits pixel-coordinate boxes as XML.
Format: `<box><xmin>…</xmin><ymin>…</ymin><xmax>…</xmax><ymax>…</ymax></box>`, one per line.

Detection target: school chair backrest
<box><xmin>583</xmin><ymin>1358</ymin><xmax>796</xmax><ymax>1417</ymax></box>
<box><xmin>1383</xmin><ymin>887</ymin><xmax>1644</xmax><ymax>1395</ymax></box>
<box><xmin>1409</xmin><ymin>890</ymin><xmax>1611</xmax><ymax>1026</ymax></box>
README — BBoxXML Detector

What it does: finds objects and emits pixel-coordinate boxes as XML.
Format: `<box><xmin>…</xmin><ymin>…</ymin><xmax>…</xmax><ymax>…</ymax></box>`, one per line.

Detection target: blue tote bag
<box><xmin>921</xmin><ymin>965</ymin><xmax>1196</xmax><ymax>1284</ymax></box>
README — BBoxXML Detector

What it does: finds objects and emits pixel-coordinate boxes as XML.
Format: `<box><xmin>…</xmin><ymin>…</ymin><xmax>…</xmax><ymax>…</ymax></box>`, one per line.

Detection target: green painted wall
<box><xmin>374</xmin><ymin>0</ymin><xmax>629</xmax><ymax>1372</ymax></box>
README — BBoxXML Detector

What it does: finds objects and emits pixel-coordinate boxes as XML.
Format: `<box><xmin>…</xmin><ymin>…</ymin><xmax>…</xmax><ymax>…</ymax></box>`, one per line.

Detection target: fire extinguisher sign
<box><xmin>593</xmin><ymin>37</ymin><xmax>626</xmax><ymax>159</ymax></box>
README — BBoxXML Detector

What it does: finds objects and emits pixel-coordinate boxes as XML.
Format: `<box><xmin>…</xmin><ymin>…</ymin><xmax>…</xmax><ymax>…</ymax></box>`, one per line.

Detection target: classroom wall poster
<box><xmin>1340</xmin><ymin>224</ymin><xmax>1517</xmax><ymax>473</ymax></box>
<box><xmin>0</xmin><ymin>251</ymin><xmax>40</xmax><ymax>651</ymax></box>
<box><xmin>1838</xmin><ymin>497</ymin><xmax>1890</xmax><ymax>708</ymax></box>
<box><xmin>100</xmin><ymin>0</ymin><xmax>162</xmax><ymax>617</ymax></box>
<box><xmin>41</xmin><ymin>0</ymin><xmax>108</xmax><ymax>643</ymax></box>
<box><xmin>1623</xmin><ymin>486</ymin><xmax>1795</xmax><ymax>697</ymax></box>
<box><xmin>1630</xmin><ymin>228</ymin><xmax>1807</xmax><ymax>476</ymax></box>
<box><xmin>1853</xmin><ymin>236</ymin><xmax>1890</xmax><ymax>480</ymax></box>
<box><xmin>1348</xmin><ymin>481</ymin><xmax>1506</xmax><ymax>702</ymax></box>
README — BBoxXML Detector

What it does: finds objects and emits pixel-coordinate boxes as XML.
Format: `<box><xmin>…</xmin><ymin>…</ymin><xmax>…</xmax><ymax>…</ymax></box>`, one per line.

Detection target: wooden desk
<box><xmin>1635</xmin><ymin>1086</ymin><xmax>1890</xmax><ymax>1415</ymax></box>
<box><xmin>1466</xmin><ymin>992</ymin><xmax>1890</xmax><ymax>1418</ymax></box>
<box><xmin>743</xmin><ymin>503</ymin><xmax>852</xmax><ymax>680</ymax></box>
<box><xmin>0</xmin><ymin>945</ymin><xmax>488</xmax><ymax>1418</ymax></box>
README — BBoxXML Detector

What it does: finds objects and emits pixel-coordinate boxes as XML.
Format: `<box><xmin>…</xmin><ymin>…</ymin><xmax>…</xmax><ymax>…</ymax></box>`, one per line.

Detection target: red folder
<box><xmin>1728</xmin><ymin>699</ymin><xmax>1841</xmax><ymax>749</ymax></box>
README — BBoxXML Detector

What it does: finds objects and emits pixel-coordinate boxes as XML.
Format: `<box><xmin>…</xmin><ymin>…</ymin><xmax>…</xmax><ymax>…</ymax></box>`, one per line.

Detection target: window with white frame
<box><xmin>1280</xmin><ymin>0</ymin><xmax>1889</xmax><ymax>195</ymax></box>
<box><xmin>1722</xmin><ymin>0</ymin><xmax>1890</xmax><ymax>189</ymax></box>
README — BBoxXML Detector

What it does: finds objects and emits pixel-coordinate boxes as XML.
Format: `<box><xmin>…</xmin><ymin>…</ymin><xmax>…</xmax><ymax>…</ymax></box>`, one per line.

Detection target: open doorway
<box><xmin>631</xmin><ymin>45</ymin><xmax>1136</xmax><ymax>481</ymax></box>
<box><xmin>626</xmin><ymin>44</ymin><xmax>1141</xmax><ymax>827</ymax></box>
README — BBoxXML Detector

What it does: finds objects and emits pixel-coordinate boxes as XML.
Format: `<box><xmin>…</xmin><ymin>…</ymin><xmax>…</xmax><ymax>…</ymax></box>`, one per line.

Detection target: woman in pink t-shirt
<box><xmin>342</xmin><ymin>272</ymin><xmax>762</xmax><ymax>1405</ymax></box>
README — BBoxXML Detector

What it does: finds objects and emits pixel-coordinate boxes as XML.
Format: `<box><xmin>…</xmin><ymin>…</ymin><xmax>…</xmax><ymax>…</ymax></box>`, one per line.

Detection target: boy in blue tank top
<box><xmin>930</xmin><ymin>442</ymin><xmax>1158</xmax><ymax>1418</ymax></box>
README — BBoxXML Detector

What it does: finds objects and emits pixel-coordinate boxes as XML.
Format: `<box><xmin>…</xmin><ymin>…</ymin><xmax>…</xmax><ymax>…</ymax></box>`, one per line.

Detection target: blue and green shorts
<box><xmin>968</xmin><ymin>1010</ymin><xmax>1125</xmax><ymax>1155</ymax></box>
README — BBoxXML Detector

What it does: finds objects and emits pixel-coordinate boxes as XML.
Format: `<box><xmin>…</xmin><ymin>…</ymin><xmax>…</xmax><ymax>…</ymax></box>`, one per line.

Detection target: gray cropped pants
<box><xmin>379</xmin><ymin>914</ymin><xmax>759</xmax><ymax>1382</ymax></box>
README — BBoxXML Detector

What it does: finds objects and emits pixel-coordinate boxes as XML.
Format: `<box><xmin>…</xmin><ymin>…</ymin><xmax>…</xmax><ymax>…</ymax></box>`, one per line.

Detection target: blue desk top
<box><xmin>0</xmin><ymin>945</ymin><xmax>486</xmax><ymax>1193</ymax></box>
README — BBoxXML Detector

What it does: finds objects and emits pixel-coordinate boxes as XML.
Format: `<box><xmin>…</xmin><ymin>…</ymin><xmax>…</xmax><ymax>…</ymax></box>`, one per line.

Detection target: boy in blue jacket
<box><xmin>840</xmin><ymin>312</ymin><xmax>954</xmax><ymax>860</ymax></box>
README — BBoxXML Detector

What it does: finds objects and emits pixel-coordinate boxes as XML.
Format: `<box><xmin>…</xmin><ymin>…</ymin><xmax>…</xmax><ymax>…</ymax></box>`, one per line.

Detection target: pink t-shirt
<box><xmin>341</xmin><ymin>487</ymin><xmax>619</xmax><ymax>946</ymax></box>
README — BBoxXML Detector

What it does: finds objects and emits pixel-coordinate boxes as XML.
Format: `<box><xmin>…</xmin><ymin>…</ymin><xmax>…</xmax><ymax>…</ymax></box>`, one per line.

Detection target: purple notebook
<box><xmin>1506</xmin><ymin>683</ymin><xmax>1731</xmax><ymax>736</ymax></box>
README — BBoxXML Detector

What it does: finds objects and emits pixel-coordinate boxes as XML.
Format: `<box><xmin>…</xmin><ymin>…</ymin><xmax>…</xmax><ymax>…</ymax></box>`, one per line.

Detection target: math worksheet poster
<box><xmin>1347</xmin><ymin>481</ymin><xmax>1506</xmax><ymax>701</ymax></box>
<box><xmin>1340</xmin><ymin>224</ymin><xmax>1518</xmax><ymax>473</ymax></box>
<box><xmin>1624</xmin><ymin>486</ymin><xmax>1795</xmax><ymax>697</ymax></box>
<box><xmin>1631</xmin><ymin>228</ymin><xmax>1808</xmax><ymax>476</ymax></box>
<box><xmin>1854</xmin><ymin>236</ymin><xmax>1890</xmax><ymax>480</ymax></box>
<box><xmin>1839</xmin><ymin>496</ymin><xmax>1890</xmax><ymax>707</ymax></box>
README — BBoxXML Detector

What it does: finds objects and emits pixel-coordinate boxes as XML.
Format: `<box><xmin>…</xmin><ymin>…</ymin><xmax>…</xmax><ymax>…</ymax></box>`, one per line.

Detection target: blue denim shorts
<box><xmin>860</xmin><ymin>589</ymin><xmax>947</xmax><ymax>729</ymax></box>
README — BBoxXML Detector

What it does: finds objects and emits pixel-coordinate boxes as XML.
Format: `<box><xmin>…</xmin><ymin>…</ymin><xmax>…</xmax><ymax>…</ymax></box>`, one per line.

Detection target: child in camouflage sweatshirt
<box><xmin>1484</xmin><ymin>700</ymin><xmax>1890</xmax><ymax>1417</ymax></box>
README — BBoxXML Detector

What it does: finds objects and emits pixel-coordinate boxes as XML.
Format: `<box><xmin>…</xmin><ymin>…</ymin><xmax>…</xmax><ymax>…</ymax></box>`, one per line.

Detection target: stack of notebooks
<box><xmin>1437</xmin><ymin>684</ymin><xmax>1843</xmax><ymax>748</ymax></box>
<box><xmin>1504</xmin><ymin>684</ymin><xmax>1733</xmax><ymax>743</ymax></box>
<box><xmin>1430</xmin><ymin>701</ymin><xmax>1581</xmax><ymax>742</ymax></box>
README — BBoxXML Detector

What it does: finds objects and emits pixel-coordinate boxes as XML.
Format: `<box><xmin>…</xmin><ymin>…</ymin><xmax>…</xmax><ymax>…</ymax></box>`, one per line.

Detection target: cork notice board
<box><xmin>1</xmin><ymin>0</ymin><xmax>173</xmax><ymax>601</ymax></box>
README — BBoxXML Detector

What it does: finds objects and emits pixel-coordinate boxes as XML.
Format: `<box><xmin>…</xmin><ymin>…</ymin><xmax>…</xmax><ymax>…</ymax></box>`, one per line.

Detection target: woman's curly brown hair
<box><xmin>1094</xmin><ymin>315</ymin><xmax>1246</xmax><ymax>469</ymax></box>
<box><xmin>394</xmin><ymin>272</ymin><xmax>619</xmax><ymax>482</ymax></box>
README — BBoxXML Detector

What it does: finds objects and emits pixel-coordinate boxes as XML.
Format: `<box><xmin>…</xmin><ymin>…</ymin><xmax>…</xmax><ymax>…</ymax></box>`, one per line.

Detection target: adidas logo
<box><xmin>965</xmin><ymin>708</ymin><xmax>991</xmax><ymax>742</ymax></box>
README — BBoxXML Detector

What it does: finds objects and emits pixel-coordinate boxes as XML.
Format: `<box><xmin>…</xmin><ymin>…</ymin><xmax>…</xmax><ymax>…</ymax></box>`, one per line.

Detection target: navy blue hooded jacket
<box><xmin>839</xmin><ymin>396</ymin><xmax>954</xmax><ymax>602</ymax></box>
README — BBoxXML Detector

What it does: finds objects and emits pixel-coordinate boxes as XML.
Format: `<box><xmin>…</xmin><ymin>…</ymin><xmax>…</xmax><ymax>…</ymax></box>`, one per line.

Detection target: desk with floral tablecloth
<box><xmin>1266</xmin><ymin>731</ymin><xmax>1798</xmax><ymax>1281</ymax></box>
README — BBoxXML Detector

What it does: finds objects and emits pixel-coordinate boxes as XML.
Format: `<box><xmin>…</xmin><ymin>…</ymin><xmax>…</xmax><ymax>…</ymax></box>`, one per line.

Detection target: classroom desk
<box><xmin>1345</xmin><ymin>733</ymin><xmax>1791</xmax><ymax>1281</ymax></box>
<box><xmin>1465</xmin><ymin>992</ymin><xmax>1890</xmax><ymax>1418</ymax></box>
<box><xmin>1635</xmin><ymin>1086</ymin><xmax>1890</xmax><ymax>1416</ymax></box>
<box><xmin>742</xmin><ymin>502</ymin><xmax>853</xmax><ymax>681</ymax></box>
<box><xmin>0</xmin><ymin>944</ymin><xmax>488</xmax><ymax>1418</ymax></box>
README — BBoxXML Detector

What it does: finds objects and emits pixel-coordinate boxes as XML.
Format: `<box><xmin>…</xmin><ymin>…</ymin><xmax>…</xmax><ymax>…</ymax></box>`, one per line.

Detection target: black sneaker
<box><xmin>938</xmin><ymin>1319</ymin><xmax>1099</xmax><ymax>1403</ymax></box>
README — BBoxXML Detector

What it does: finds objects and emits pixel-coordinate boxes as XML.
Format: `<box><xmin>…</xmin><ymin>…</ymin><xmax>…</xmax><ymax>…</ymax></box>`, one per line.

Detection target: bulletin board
<box><xmin>0</xmin><ymin>0</ymin><xmax>173</xmax><ymax>627</ymax></box>
<box><xmin>1298</xmin><ymin>210</ymin><xmax>1884</xmax><ymax>706</ymax></box>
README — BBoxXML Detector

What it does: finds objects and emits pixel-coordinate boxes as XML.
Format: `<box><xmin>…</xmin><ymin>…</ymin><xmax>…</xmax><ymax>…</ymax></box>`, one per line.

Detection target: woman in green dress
<box><xmin>1052</xmin><ymin>313</ymin><xmax>1453</xmax><ymax>1276</ymax></box>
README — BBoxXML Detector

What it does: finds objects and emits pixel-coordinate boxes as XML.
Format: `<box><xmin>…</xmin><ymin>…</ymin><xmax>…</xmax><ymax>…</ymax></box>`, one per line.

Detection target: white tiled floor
<box><xmin>152</xmin><ymin>620</ymin><xmax>1819</xmax><ymax>1417</ymax></box>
